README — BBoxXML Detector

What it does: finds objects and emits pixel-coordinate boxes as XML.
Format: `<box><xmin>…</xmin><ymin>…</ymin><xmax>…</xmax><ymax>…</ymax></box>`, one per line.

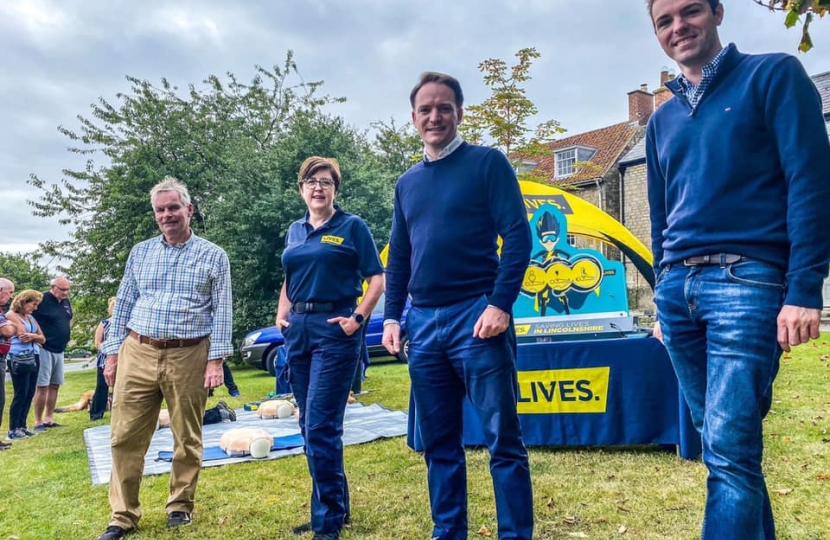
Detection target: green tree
<box><xmin>27</xmin><ymin>52</ymin><xmax>395</xmax><ymax>343</ymax></box>
<box><xmin>458</xmin><ymin>47</ymin><xmax>566</xmax><ymax>184</ymax></box>
<box><xmin>752</xmin><ymin>0</ymin><xmax>829</xmax><ymax>51</ymax></box>
<box><xmin>370</xmin><ymin>118</ymin><xmax>422</xmax><ymax>175</ymax></box>
<box><xmin>207</xmin><ymin>110</ymin><xmax>397</xmax><ymax>335</ymax></box>
<box><xmin>0</xmin><ymin>252</ymin><xmax>51</xmax><ymax>292</ymax></box>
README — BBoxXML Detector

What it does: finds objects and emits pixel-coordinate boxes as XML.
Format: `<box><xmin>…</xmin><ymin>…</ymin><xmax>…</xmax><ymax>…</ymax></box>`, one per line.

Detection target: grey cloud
<box><xmin>2</xmin><ymin>0</ymin><xmax>829</xmax><ymax>254</ymax></box>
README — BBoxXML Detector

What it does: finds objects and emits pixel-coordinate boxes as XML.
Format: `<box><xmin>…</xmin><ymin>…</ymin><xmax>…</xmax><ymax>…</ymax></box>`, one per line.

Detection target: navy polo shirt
<box><xmin>32</xmin><ymin>291</ymin><xmax>73</xmax><ymax>353</ymax></box>
<box><xmin>282</xmin><ymin>206</ymin><xmax>383</xmax><ymax>305</ymax></box>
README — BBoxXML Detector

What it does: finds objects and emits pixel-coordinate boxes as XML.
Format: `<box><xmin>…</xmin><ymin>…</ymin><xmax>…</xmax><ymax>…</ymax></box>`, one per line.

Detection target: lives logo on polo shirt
<box><xmin>320</xmin><ymin>235</ymin><xmax>344</xmax><ymax>246</ymax></box>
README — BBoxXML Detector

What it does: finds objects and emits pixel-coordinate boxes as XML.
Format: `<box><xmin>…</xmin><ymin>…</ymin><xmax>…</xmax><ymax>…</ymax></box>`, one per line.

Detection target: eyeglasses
<box><xmin>541</xmin><ymin>234</ymin><xmax>558</xmax><ymax>244</ymax></box>
<box><xmin>302</xmin><ymin>178</ymin><xmax>335</xmax><ymax>190</ymax></box>
<box><xmin>55</xmin><ymin>287</ymin><xmax>70</xmax><ymax>292</ymax></box>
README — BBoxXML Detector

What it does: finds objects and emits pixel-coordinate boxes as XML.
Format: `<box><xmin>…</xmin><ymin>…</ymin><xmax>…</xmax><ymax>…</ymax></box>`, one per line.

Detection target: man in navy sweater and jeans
<box><xmin>382</xmin><ymin>72</ymin><xmax>533</xmax><ymax>540</ymax></box>
<box><xmin>646</xmin><ymin>1</ymin><xmax>830</xmax><ymax>538</ymax></box>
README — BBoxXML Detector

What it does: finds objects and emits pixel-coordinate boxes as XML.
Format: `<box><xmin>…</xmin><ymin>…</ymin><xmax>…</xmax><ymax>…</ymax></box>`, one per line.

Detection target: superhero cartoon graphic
<box><xmin>514</xmin><ymin>204</ymin><xmax>627</xmax><ymax>319</ymax></box>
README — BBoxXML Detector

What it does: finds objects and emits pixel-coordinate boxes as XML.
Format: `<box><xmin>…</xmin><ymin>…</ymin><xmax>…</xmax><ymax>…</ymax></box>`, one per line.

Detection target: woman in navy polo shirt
<box><xmin>276</xmin><ymin>156</ymin><xmax>384</xmax><ymax>540</ymax></box>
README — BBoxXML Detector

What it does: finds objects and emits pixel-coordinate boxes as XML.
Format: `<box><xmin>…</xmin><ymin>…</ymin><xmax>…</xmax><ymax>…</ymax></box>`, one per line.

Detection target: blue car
<box><xmin>239</xmin><ymin>294</ymin><xmax>410</xmax><ymax>374</ymax></box>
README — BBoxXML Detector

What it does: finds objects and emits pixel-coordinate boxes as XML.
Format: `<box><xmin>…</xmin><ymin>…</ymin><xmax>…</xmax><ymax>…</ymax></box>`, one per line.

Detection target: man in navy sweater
<box><xmin>646</xmin><ymin>1</ymin><xmax>830</xmax><ymax>538</ymax></box>
<box><xmin>382</xmin><ymin>72</ymin><xmax>533</xmax><ymax>540</ymax></box>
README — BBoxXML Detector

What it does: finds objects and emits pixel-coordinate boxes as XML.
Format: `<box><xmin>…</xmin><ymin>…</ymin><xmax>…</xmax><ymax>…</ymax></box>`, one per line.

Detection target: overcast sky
<box><xmin>2</xmin><ymin>0</ymin><xmax>829</xmax><ymax>259</ymax></box>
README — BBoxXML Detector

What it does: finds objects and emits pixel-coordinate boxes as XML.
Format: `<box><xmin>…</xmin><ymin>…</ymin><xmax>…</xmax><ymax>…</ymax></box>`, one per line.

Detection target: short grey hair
<box><xmin>0</xmin><ymin>277</ymin><xmax>14</xmax><ymax>291</ymax></box>
<box><xmin>150</xmin><ymin>176</ymin><xmax>192</xmax><ymax>208</ymax></box>
<box><xmin>50</xmin><ymin>276</ymin><xmax>70</xmax><ymax>287</ymax></box>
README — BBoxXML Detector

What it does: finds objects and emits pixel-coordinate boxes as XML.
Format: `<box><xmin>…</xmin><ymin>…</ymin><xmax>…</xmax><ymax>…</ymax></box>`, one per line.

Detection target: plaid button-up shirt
<box><xmin>102</xmin><ymin>232</ymin><xmax>233</xmax><ymax>360</ymax></box>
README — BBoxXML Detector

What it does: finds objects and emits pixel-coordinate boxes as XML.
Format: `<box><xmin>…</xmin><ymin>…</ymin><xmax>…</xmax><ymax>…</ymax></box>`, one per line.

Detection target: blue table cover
<box><xmin>407</xmin><ymin>336</ymin><xmax>701</xmax><ymax>459</ymax></box>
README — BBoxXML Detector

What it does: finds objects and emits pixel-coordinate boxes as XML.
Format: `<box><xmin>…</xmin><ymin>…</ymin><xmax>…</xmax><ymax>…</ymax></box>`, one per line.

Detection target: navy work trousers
<box><xmin>284</xmin><ymin>307</ymin><xmax>361</xmax><ymax>536</ymax></box>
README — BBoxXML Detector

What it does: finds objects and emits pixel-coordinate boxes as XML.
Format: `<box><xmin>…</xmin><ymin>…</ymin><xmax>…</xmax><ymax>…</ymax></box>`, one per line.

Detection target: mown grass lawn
<box><xmin>1</xmin><ymin>338</ymin><xmax>829</xmax><ymax>540</ymax></box>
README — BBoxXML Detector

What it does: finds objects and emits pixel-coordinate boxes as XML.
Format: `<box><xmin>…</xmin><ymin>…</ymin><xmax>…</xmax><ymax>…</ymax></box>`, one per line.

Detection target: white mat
<box><xmin>84</xmin><ymin>402</ymin><xmax>408</xmax><ymax>486</ymax></box>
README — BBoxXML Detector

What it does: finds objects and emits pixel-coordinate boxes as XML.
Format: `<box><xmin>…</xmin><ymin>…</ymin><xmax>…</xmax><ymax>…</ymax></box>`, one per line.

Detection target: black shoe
<box><xmin>0</xmin><ymin>440</ymin><xmax>11</xmax><ymax>450</ymax></box>
<box><xmin>90</xmin><ymin>414</ymin><xmax>104</xmax><ymax>421</ymax></box>
<box><xmin>293</xmin><ymin>521</ymin><xmax>312</xmax><ymax>534</ymax></box>
<box><xmin>167</xmin><ymin>511</ymin><xmax>192</xmax><ymax>527</ymax></box>
<box><xmin>311</xmin><ymin>532</ymin><xmax>339</xmax><ymax>540</ymax></box>
<box><xmin>293</xmin><ymin>513</ymin><xmax>349</xmax><ymax>535</ymax></box>
<box><xmin>216</xmin><ymin>400</ymin><xmax>236</xmax><ymax>422</ymax></box>
<box><xmin>95</xmin><ymin>525</ymin><xmax>128</xmax><ymax>540</ymax></box>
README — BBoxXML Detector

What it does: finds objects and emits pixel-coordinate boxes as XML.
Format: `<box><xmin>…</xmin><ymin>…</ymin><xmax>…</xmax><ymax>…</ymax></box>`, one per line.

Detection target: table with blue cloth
<box><xmin>407</xmin><ymin>336</ymin><xmax>701</xmax><ymax>459</ymax></box>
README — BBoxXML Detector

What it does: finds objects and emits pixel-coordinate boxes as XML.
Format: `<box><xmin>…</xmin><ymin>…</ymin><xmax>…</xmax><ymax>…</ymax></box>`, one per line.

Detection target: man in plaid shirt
<box><xmin>95</xmin><ymin>177</ymin><xmax>232</xmax><ymax>540</ymax></box>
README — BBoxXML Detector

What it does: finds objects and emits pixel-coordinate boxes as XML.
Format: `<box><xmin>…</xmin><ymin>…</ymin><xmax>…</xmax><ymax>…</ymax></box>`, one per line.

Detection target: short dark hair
<box><xmin>297</xmin><ymin>156</ymin><xmax>342</xmax><ymax>193</ymax></box>
<box><xmin>409</xmin><ymin>72</ymin><xmax>464</xmax><ymax>109</ymax></box>
<box><xmin>647</xmin><ymin>0</ymin><xmax>719</xmax><ymax>16</ymax></box>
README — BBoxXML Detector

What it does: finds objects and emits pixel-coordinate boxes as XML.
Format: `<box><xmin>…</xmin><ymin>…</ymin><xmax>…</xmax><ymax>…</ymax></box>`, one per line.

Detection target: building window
<box><xmin>555</xmin><ymin>149</ymin><xmax>576</xmax><ymax>177</ymax></box>
<box><xmin>515</xmin><ymin>160</ymin><xmax>538</xmax><ymax>174</ymax></box>
<box><xmin>555</xmin><ymin>146</ymin><xmax>596</xmax><ymax>178</ymax></box>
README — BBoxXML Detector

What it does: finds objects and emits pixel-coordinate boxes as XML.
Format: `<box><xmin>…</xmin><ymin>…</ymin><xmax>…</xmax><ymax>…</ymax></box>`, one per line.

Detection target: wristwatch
<box><xmin>350</xmin><ymin>312</ymin><xmax>365</xmax><ymax>326</ymax></box>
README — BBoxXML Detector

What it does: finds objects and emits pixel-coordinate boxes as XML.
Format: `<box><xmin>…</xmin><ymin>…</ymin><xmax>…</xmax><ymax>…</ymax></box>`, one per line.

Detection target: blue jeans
<box><xmin>654</xmin><ymin>260</ymin><xmax>784</xmax><ymax>540</ymax></box>
<box><xmin>407</xmin><ymin>294</ymin><xmax>534</xmax><ymax>540</ymax></box>
<box><xmin>284</xmin><ymin>308</ymin><xmax>361</xmax><ymax>535</ymax></box>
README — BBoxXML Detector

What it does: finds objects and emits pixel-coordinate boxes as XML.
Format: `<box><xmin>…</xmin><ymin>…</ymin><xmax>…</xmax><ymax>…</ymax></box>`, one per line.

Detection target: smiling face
<box><xmin>153</xmin><ymin>189</ymin><xmax>193</xmax><ymax>243</ymax></box>
<box><xmin>299</xmin><ymin>166</ymin><xmax>337</xmax><ymax>216</ymax></box>
<box><xmin>411</xmin><ymin>82</ymin><xmax>463</xmax><ymax>158</ymax></box>
<box><xmin>651</xmin><ymin>0</ymin><xmax>723</xmax><ymax>80</ymax></box>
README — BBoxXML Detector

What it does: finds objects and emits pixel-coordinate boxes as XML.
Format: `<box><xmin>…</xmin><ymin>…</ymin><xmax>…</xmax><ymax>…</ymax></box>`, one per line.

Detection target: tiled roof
<box><xmin>619</xmin><ymin>138</ymin><xmax>646</xmax><ymax>166</ymax></box>
<box><xmin>812</xmin><ymin>71</ymin><xmax>830</xmax><ymax>118</ymax></box>
<box><xmin>527</xmin><ymin>121</ymin><xmax>643</xmax><ymax>186</ymax></box>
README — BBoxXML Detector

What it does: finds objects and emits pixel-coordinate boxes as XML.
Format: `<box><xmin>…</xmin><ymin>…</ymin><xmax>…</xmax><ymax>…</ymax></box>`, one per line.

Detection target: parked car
<box><xmin>239</xmin><ymin>325</ymin><xmax>285</xmax><ymax>376</ymax></box>
<box><xmin>365</xmin><ymin>293</ymin><xmax>411</xmax><ymax>363</ymax></box>
<box><xmin>239</xmin><ymin>294</ymin><xmax>410</xmax><ymax>373</ymax></box>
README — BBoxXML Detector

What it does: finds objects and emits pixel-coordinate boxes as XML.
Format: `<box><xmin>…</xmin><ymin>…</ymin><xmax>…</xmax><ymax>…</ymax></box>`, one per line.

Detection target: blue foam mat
<box><xmin>156</xmin><ymin>433</ymin><xmax>306</xmax><ymax>461</ymax></box>
<box><xmin>84</xmin><ymin>402</ymin><xmax>408</xmax><ymax>485</ymax></box>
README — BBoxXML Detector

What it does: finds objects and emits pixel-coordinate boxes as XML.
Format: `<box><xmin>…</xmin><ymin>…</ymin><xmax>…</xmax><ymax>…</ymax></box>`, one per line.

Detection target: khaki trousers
<box><xmin>108</xmin><ymin>335</ymin><xmax>209</xmax><ymax>529</ymax></box>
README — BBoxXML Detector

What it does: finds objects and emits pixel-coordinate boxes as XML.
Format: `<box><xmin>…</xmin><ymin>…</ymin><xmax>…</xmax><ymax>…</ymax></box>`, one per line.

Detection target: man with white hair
<box><xmin>94</xmin><ymin>176</ymin><xmax>232</xmax><ymax>540</ymax></box>
<box><xmin>31</xmin><ymin>276</ymin><xmax>73</xmax><ymax>431</ymax></box>
<box><xmin>0</xmin><ymin>277</ymin><xmax>16</xmax><ymax>450</ymax></box>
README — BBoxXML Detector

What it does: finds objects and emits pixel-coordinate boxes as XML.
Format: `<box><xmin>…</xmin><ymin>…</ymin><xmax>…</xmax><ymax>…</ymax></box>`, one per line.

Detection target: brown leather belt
<box><xmin>683</xmin><ymin>253</ymin><xmax>746</xmax><ymax>266</ymax></box>
<box><xmin>128</xmin><ymin>330</ymin><xmax>206</xmax><ymax>349</ymax></box>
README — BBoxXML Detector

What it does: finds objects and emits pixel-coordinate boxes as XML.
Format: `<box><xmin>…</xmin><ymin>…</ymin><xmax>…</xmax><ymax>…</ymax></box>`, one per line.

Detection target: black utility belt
<box><xmin>682</xmin><ymin>253</ymin><xmax>747</xmax><ymax>266</ymax></box>
<box><xmin>292</xmin><ymin>301</ymin><xmax>352</xmax><ymax>314</ymax></box>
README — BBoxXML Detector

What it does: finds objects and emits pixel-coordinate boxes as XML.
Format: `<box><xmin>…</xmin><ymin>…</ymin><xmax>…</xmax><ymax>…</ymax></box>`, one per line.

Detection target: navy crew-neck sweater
<box><xmin>384</xmin><ymin>142</ymin><xmax>531</xmax><ymax>320</ymax></box>
<box><xmin>646</xmin><ymin>46</ymin><xmax>830</xmax><ymax>308</ymax></box>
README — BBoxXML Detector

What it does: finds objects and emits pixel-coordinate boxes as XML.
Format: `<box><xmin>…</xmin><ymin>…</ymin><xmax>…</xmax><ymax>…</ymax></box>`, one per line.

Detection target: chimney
<box><xmin>654</xmin><ymin>69</ymin><xmax>675</xmax><ymax>110</ymax></box>
<box><xmin>627</xmin><ymin>84</ymin><xmax>654</xmax><ymax>125</ymax></box>
<box><xmin>653</xmin><ymin>87</ymin><xmax>671</xmax><ymax>109</ymax></box>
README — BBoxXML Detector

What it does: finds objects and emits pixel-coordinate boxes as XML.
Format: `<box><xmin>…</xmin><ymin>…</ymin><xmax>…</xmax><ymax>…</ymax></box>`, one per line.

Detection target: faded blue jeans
<box><xmin>654</xmin><ymin>259</ymin><xmax>784</xmax><ymax>540</ymax></box>
<box><xmin>407</xmin><ymin>294</ymin><xmax>534</xmax><ymax>540</ymax></box>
